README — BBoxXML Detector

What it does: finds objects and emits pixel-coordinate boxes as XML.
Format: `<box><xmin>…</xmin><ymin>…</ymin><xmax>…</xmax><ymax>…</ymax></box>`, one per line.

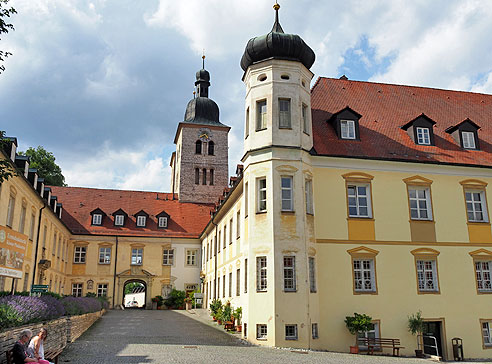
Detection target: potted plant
<box><xmin>345</xmin><ymin>313</ymin><xmax>373</xmax><ymax>354</ymax></box>
<box><xmin>408</xmin><ymin>310</ymin><xmax>425</xmax><ymax>358</ymax></box>
<box><xmin>233</xmin><ymin>307</ymin><xmax>242</xmax><ymax>332</ymax></box>
<box><xmin>222</xmin><ymin>303</ymin><xmax>232</xmax><ymax>329</ymax></box>
<box><xmin>210</xmin><ymin>299</ymin><xmax>222</xmax><ymax>321</ymax></box>
<box><xmin>216</xmin><ymin>307</ymin><xmax>223</xmax><ymax>325</ymax></box>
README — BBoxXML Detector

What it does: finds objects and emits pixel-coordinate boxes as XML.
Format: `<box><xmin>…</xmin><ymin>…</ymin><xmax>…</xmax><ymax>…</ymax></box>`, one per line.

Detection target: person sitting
<box><xmin>12</xmin><ymin>329</ymin><xmax>39</xmax><ymax>364</ymax></box>
<box><xmin>27</xmin><ymin>328</ymin><xmax>52</xmax><ymax>364</ymax></box>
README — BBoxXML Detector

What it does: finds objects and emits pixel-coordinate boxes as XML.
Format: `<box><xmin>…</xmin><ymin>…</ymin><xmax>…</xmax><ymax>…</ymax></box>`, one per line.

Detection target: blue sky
<box><xmin>1</xmin><ymin>0</ymin><xmax>492</xmax><ymax>191</ymax></box>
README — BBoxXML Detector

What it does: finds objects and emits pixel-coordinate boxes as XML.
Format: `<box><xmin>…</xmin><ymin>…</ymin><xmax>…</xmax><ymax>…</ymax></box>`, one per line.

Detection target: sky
<box><xmin>1</xmin><ymin>0</ymin><xmax>492</xmax><ymax>192</ymax></box>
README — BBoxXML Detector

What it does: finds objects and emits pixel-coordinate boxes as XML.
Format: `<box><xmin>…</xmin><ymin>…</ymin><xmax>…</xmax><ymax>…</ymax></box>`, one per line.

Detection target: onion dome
<box><xmin>240</xmin><ymin>2</ymin><xmax>315</xmax><ymax>72</ymax></box>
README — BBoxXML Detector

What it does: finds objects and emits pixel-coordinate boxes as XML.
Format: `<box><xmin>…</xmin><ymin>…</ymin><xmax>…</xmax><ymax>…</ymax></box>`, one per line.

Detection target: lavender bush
<box><xmin>61</xmin><ymin>296</ymin><xmax>102</xmax><ymax>316</ymax></box>
<box><xmin>39</xmin><ymin>295</ymin><xmax>66</xmax><ymax>319</ymax></box>
<box><xmin>0</xmin><ymin>295</ymin><xmax>49</xmax><ymax>324</ymax></box>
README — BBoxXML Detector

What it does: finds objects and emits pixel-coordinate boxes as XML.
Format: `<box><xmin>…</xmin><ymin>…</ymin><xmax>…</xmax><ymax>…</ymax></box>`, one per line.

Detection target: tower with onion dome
<box><xmin>171</xmin><ymin>57</ymin><xmax>230</xmax><ymax>203</ymax></box>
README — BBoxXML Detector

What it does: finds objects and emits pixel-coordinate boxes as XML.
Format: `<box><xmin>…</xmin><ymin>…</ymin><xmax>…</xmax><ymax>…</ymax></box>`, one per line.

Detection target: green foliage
<box><xmin>0</xmin><ymin>303</ymin><xmax>22</xmax><ymax>328</ymax></box>
<box><xmin>221</xmin><ymin>302</ymin><xmax>232</xmax><ymax>322</ymax></box>
<box><xmin>0</xmin><ymin>0</ymin><xmax>16</xmax><ymax>74</ymax></box>
<box><xmin>164</xmin><ymin>289</ymin><xmax>186</xmax><ymax>308</ymax></box>
<box><xmin>85</xmin><ymin>292</ymin><xmax>97</xmax><ymax>298</ymax></box>
<box><xmin>209</xmin><ymin>299</ymin><xmax>222</xmax><ymax>317</ymax></box>
<box><xmin>232</xmin><ymin>307</ymin><xmax>242</xmax><ymax>324</ymax></box>
<box><xmin>19</xmin><ymin>146</ymin><xmax>66</xmax><ymax>186</ymax></box>
<box><xmin>345</xmin><ymin>312</ymin><xmax>373</xmax><ymax>336</ymax></box>
<box><xmin>408</xmin><ymin>310</ymin><xmax>424</xmax><ymax>336</ymax></box>
<box><xmin>124</xmin><ymin>282</ymin><xmax>144</xmax><ymax>295</ymax></box>
<box><xmin>152</xmin><ymin>295</ymin><xmax>164</xmax><ymax>307</ymax></box>
<box><xmin>0</xmin><ymin>130</ymin><xmax>17</xmax><ymax>184</ymax></box>
<box><xmin>0</xmin><ymin>291</ymin><xmax>30</xmax><ymax>297</ymax></box>
<box><xmin>42</xmin><ymin>291</ymin><xmax>63</xmax><ymax>299</ymax></box>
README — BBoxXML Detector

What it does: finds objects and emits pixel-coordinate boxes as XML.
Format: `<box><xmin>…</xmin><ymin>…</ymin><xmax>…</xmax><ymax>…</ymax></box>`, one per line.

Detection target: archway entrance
<box><xmin>122</xmin><ymin>279</ymin><xmax>147</xmax><ymax>309</ymax></box>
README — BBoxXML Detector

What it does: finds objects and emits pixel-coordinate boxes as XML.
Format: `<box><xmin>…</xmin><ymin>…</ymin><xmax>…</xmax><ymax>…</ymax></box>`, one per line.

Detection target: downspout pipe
<box><xmin>112</xmin><ymin>236</ymin><xmax>119</xmax><ymax>308</ymax></box>
<box><xmin>31</xmin><ymin>205</ymin><xmax>46</xmax><ymax>292</ymax></box>
<box><xmin>211</xmin><ymin>214</ymin><xmax>218</xmax><ymax>300</ymax></box>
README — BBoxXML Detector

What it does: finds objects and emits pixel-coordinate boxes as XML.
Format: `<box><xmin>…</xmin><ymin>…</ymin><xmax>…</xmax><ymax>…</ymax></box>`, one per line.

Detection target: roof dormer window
<box><xmin>156</xmin><ymin>210</ymin><xmax>170</xmax><ymax>229</ymax></box>
<box><xmin>462</xmin><ymin>131</ymin><xmax>476</xmax><ymax>149</ymax></box>
<box><xmin>445</xmin><ymin>119</ymin><xmax>480</xmax><ymax>150</ymax></box>
<box><xmin>401</xmin><ymin>113</ymin><xmax>436</xmax><ymax>146</ymax></box>
<box><xmin>341</xmin><ymin>120</ymin><xmax>356</xmax><ymax>139</ymax></box>
<box><xmin>90</xmin><ymin>208</ymin><xmax>106</xmax><ymax>226</ymax></box>
<box><xmin>136</xmin><ymin>215</ymin><xmax>146</xmax><ymax>227</ymax></box>
<box><xmin>416</xmin><ymin>127</ymin><xmax>431</xmax><ymax>145</ymax></box>
<box><xmin>115</xmin><ymin>215</ymin><xmax>124</xmax><ymax>226</ymax></box>
<box><xmin>330</xmin><ymin>107</ymin><xmax>362</xmax><ymax>141</ymax></box>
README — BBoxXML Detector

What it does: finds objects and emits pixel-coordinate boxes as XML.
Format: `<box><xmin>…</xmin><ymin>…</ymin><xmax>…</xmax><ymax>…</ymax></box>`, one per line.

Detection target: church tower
<box><xmin>171</xmin><ymin>60</ymin><xmax>230</xmax><ymax>203</ymax></box>
<box><xmin>240</xmin><ymin>3</ymin><xmax>319</xmax><ymax>348</ymax></box>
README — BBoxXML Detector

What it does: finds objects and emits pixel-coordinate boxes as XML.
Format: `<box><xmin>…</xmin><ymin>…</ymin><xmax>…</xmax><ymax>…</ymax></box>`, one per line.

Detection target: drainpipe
<box><xmin>211</xmin><ymin>215</ymin><xmax>218</xmax><ymax>300</ymax></box>
<box><xmin>31</xmin><ymin>204</ymin><xmax>46</xmax><ymax>292</ymax></box>
<box><xmin>112</xmin><ymin>236</ymin><xmax>119</xmax><ymax>308</ymax></box>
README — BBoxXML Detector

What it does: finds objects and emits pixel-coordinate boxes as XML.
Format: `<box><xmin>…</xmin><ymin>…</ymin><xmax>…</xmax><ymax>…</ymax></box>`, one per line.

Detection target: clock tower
<box><xmin>171</xmin><ymin>62</ymin><xmax>230</xmax><ymax>203</ymax></box>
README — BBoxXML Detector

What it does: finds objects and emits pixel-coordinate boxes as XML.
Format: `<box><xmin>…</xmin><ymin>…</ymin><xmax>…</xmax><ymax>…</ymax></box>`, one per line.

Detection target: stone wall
<box><xmin>0</xmin><ymin>310</ymin><xmax>105</xmax><ymax>364</ymax></box>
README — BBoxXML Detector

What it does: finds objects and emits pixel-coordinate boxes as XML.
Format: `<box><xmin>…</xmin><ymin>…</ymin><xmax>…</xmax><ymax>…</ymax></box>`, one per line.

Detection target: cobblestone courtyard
<box><xmin>59</xmin><ymin>310</ymin><xmax>484</xmax><ymax>363</ymax></box>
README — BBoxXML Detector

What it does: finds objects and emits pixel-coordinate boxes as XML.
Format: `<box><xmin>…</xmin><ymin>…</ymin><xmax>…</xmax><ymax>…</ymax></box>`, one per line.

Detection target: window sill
<box><xmin>256</xmin><ymin>128</ymin><xmax>267</xmax><ymax>132</ymax></box>
<box><xmin>409</xmin><ymin>219</ymin><xmax>434</xmax><ymax>223</ymax></box>
<box><xmin>417</xmin><ymin>290</ymin><xmax>440</xmax><ymax>295</ymax></box>
<box><xmin>256</xmin><ymin>211</ymin><xmax>267</xmax><ymax>215</ymax></box>
<box><xmin>256</xmin><ymin>290</ymin><xmax>267</xmax><ymax>293</ymax></box>
<box><xmin>73</xmin><ymin>262</ymin><xmax>86</xmax><ymax>265</ymax></box>
<box><xmin>303</xmin><ymin>131</ymin><xmax>310</xmax><ymax>136</ymax></box>
<box><xmin>285</xmin><ymin>338</ymin><xmax>298</xmax><ymax>340</ymax></box>
<box><xmin>467</xmin><ymin>221</ymin><xmax>491</xmax><ymax>226</ymax></box>
<box><xmin>477</xmin><ymin>290</ymin><xmax>492</xmax><ymax>294</ymax></box>
<box><xmin>347</xmin><ymin>217</ymin><xmax>374</xmax><ymax>221</ymax></box>
<box><xmin>283</xmin><ymin>290</ymin><xmax>297</xmax><ymax>293</ymax></box>
<box><xmin>279</xmin><ymin>127</ymin><xmax>292</xmax><ymax>130</ymax></box>
<box><xmin>281</xmin><ymin>210</ymin><xmax>295</xmax><ymax>214</ymax></box>
<box><xmin>354</xmin><ymin>290</ymin><xmax>378</xmax><ymax>295</ymax></box>
<box><xmin>310</xmin><ymin>290</ymin><xmax>317</xmax><ymax>294</ymax></box>
<box><xmin>98</xmin><ymin>263</ymin><xmax>111</xmax><ymax>265</ymax></box>
<box><xmin>256</xmin><ymin>337</ymin><xmax>267</xmax><ymax>341</ymax></box>
<box><xmin>306</xmin><ymin>212</ymin><xmax>314</xmax><ymax>216</ymax></box>
<box><xmin>131</xmin><ymin>264</ymin><xmax>143</xmax><ymax>266</ymax></box>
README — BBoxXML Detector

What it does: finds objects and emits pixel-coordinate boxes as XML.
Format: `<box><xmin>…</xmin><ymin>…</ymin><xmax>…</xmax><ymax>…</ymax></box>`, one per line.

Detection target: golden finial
<box><xmin>193</xmin><ymin>90</ymin><xmax>196</xmax><ymax>99</ymax></box>
<box><xmin>273</xmin><ymin>1</ymin><xmax>280</xmax><ymax>11</ymax></box>
<box><xmin>202</xmin><ymin>49</ymin><xmax>206</xmax><ymax>69</ymax></box>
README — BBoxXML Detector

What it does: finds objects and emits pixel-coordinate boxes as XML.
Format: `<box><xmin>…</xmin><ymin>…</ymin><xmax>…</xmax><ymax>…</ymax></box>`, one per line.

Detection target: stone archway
<box><xmin>116</xmin><ymin>267</ymin><xmax>155</xmax><ymax>310</ymax></box>
<box><xmin>122</xmin><ymin>279</ymin><xmax>147</xmax><ymax>308</ymax></box>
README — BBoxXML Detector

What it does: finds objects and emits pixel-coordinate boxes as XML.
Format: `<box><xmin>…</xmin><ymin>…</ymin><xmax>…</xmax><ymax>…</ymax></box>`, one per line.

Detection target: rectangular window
<box><xmin>353</xmin><ymin>259</ymin><xmax>375</xmax><ymax>292</ymax></box>
<box><xmin>115</xmin><ymin>215</ymin><xmax>124</xmax><ymax>226</ymax></box>
<box><xmin>6</xmin><ymin>195</ymin><xmax>15</xmax><ymax>227</ymax></box>
<box><xmin>236</xmin><ymin>211</ymin><xmax>240</xmax><ymax>239</ymax></box>
<box><xmin>19</xmin><ymin>205</ymin><xmax>26</xmax><ymax>233</ymax></box>
<box><xmin>281</xmin><ymin>176</ymin><xmax>293</xmax><ymax>211</ymax></box>
<box><xmin>245</xmin><ymin>182</ymin><xmax>249</xmax><ymax>217</ymax></box>
<box><xmin>285</xmin><ymin>324</ymin><xmax>298</xmax><ymax>340</ymax></box>
<box><xmin>210</xmin><ymin>169</ymin><xmax>214</xmax><ymax>185</ymax></box>
<box><xmin>408</xmin><ymin>187</ymin><xmax>432</xmax><ymax>220</ymax></box>
<box><xmin>312</xmin><ymin>323</ymin><xmax>319</xmax><ymax>339</ymax></box>
<box><xmin>302</xmin><ymin>104</ymin><xmax>309</xmax><ymax>134</ymax></box>
<box><xmin>256</xmin><ymin>100</ymin><xmax>267</xmax><ymax>130</ymax></box>
<box><xmin>283</xmin><ymin>256</ymin><xmax>296</xmax><ymax>291</ymax></box>
<box><xmin>305</xmin><ymin>179</ymin><xmax>314</xmax><ymax>214</ymax></box>
<box><xmin>245</xmin><ymin>107</ymin><xmax>250</xmax><ymax>138</ymax></box>
<box><xmin>74</xmin><ymin>246</ymin><xmax>86</xmax><ymax>263</ymax></box>
<box><xmin>482</xmin><ymin>321</ymin><xmax>492</xmax><ymax>347</ymax></box>
<box><xmin>223</xmin><ymin>274</ymin><xmax>226</xmax><ymax>298</ymax></box>
<box><xmin>257</xmin><ymin>178</ymin><xmax>267</xmax><ymax>212</ymax></box>
<box><xmin>279</xmin><ymin>99</ymin><xmax>291</xmax><ymax>128</ymax></box>
<box><xmin>217</xmin><ymin>277</ymin><xmax>220</xmax><ymax>298</ymax></box>
<box><xmin>158</xmin><ymin>217</ymin><xmax>168</xmax><ymax>228</ymax></box>
<box><xmin>52</xmin><ymin>233</ymin><xmax>57</xmax><ymax>256</ymax></box>
<box><xmin>416</xmin><ymin>260</ymin><xmax>439</xmax><ymax>292</ymax></box>
<box><xmin>72</xmin><ymin>283</ymin><xmax>83</xmax><ymax>297</ymax></box>
<box><xmin>23</xmin><ymin>273</ymin><xmax>29</xmax><ymax>292</ymax></box>
<box><xmin>224</xmin><ymin>225</ymin><xmax>228</xmax><ymax>247</ymax></box>
<box><xmin>309</xmin><ymin>257</ymin><xmax>317</xmax><ymax>293</ymax></box>
<box><xmin>92</xmin><ymin>214</ymin><xmax>102</xmax><ymax>225</ymax></box>
<box><xmin>131</xmin><ymin>248</ymin><xmax>143</xmax><ymax>265</ymax></box>
<box><xmin>347</xmin><ymin>184</ymin><xmax>371</xmax><ymax>218</ymax></box>
<box><xmin>358</xmin><ymin>322</ymin><xmax>380</xmax><ymax>349</ymax></box>
<box><xmin>195</xmin><ymin>168</ymin><xmax>200</xmax><ymax>185</ymax></box>
<box><xmin>462</xmin><ymin>131</ymin><xmax>476</xmax><ymax>149</ymax></box>
<box><xmin>244</xmin><ymin>258</ymin><xmax>248</xmax><ymax>293</ymax></box>
<box><xmin>229</xmin><ymin>272</ymin><xmax>232</xmax><ymax>297</ymax></box>
<box><xmin>229</xmin><ymin>218</ymin><xmax>233</xmax><ymax>244</ymax></box>
<box><xmin>476</xmin><ymin>261</ymin><xmax>492</xmax><ymax>292</ymax></box>
<box><xmin>186</xmin><ymin>249</ymin><xmax>197</xmax><ymax>266</ymax></box>
<box><xmin>163</xmin><ymin>249</ymin><xmax>174</xmax><ymax>265</ymax></box>
<box><xmin>136</xmin><ymin>216</ymin><xmax>146</xmax><ymax>227</ymax></box>
<box><xmin>43</xmin><ymin>226</ymin><xmax>47</xmax><ymax>248</ymax></box>
<box><xmin>97</xmin><ymin>284</ymin><xmax>108</xmax><ymax>297</ymax></box>
<box><xmin>465</xmin><ymin>190</ymin><xmax>488</xmax><ymax>222</ymax></box>
<box><xmin>256</xmin><ymin>324</ymin><xmax>267</xmax><ymax>340</ymax></box>
<box><xmin>236</xmin><ymin>268</ymin><xmax>240</xmax><ymax>296</ymax></box>
<box><xmin>416</xmin><ymin>127</ymin><xmax>431</xmax><ymax>145</ymax></box>
<box><xmin>256</xmin><ymin>256</ymin><xmax>267</xmax><ymax>291</ymax></box>
<box><xmin>99</xmin><ymin>247</ymin><xmax>111</xmax><ymax>264</ymax></box>
<box><xmin>29</xmin><ymin>213</ymin><xmax>35</xmax><ymax>240</ymax></box>
<box><xmin>340</xmin><ymin>120</ymin><xmax>356</xmax><ymax>139</ymax></box>
<box><xmin>202</xmin><ymin>168</ymin><xmax>207</xmax><ymax>185</ymax></box>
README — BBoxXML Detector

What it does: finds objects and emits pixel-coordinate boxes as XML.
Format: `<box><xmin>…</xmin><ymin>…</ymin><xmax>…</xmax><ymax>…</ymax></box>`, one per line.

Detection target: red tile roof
<box><xmin>50</xmin><ymin>186</ymin><xmax>214</xmax><ymax>238</ymax></box>
<box><xmin>311</xmin><ymin>77</ymin><xmax>492</xmax><ymax>167</ymax></box>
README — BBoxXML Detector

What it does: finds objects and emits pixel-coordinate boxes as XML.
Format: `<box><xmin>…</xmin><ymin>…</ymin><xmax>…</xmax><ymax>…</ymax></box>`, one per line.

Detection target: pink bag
<box><xmin>38</xmin><ymin>360</ymin><xmax>50</xmax><ymax>364</ymax></box>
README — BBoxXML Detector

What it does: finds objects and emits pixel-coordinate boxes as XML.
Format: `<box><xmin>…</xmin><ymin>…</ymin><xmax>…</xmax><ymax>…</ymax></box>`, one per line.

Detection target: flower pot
<box><xmin>186</xmin><ymin>302</ymin><xmax>192</xmax><ymax>310</ymax></box>
<box><xmin>236</xmin><ymin>325</ymin><xmax>242</xmax><ymax>332</ymax></box>
<box><xmin>152</xmin><ymin>301</ymin><xmax>157</xmax><ymax>310</ymax></box>
<box><xmin>350</xmin><ymin>346</ymin><xmax>359</xmax><ymax>354</ymax></box>
<box><xmin>212</xmin><ymin>316</ymin><xmax>217</xmax><ymax>321</ymax></box>
<box><xmin>217</xmin><ymin>320</ymin><xmax>222</xmax><ymax>325</ymax></box>
<box><xmin>415</xmin><ymin>349</ymin><xmax>424</xmax><ymax>358</ymax></box>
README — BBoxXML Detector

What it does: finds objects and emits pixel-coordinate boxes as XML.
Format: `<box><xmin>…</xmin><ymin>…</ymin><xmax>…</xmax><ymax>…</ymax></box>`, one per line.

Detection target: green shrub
<box><xmin>345</xmin><ymin>312</ymin><xmax>373</xmax><ymax>348</ymax></box>
<box><xmin>164</xmin><ymin>289</ymin><xmax>186</xmax><ymax>308</ymax></box>
<box><xmin>209</xmin><ymin>299</ymin><xmax>222</xmax><ymax>317</ymax></box>
<box><xmin>0</xmin><ymin>303</ymin><xmax>22</xmax><ymax>328</ymax></box>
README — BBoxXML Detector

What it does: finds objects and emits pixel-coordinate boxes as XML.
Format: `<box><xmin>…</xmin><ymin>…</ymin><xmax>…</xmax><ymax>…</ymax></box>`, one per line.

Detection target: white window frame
<box><xmin>483</xmin><ymin>321</ymin><xmax>492</xmax><ymax>347</ymax></box>
<box><xmin>302</xmin><ymin>104</ymin><xmax>309</xmax><ymax>134</ymax></box>
<box><xmin>245</xmin><ymin>182</ymin><xmax>249</xmax><ymax>217</ymax></box>
<box><xmin>283</xmin><ymin>256</ymin><xmax>296</xmax><ymax>292</ymax></box>
<box><xmin>186</xmin><ymin>249</ymin><xmax>198</xmax><ymax>266</ymax></box>
<box><xmin>99</xmin><ymin>247</ymin><xmax>111</xmax><ymax>264</ymax></box>
<box><xmin>358</xmin><ymin>322</ymin><xmax>380</xmax><ymax>349</ymax></box>
<box><xmin>340</xmin><ymin>120</ymin><xmax>356</xmax><ymax>139</ymax></box>
<box><xmin>347</xmin><ymin>184</ymin><xmax>372</xmax><ymax>218</ymax></box>
<box><xmin>158</xmin><ymin>216</ymin><xmax>168</xmax><ymax>228</ymax></box>
<box><xmin>74</xmin><ymin>246</ymin><xmax>86</xmax><ymax>263</ymax></box>
<box><xmin>256</xmin><ymin>324</ymin><xmax>267</xmax><ymax>340</ymax></box>
<box><xmin>114</xmin><ymin>215</ymin><xmax>124</xmax><ymax>226</ymax></box>
<box><xmin>72</xmin><ymin>283</ymin><xmax>83</xmax><ymax>297</ymax></box>
<box><xmin>305</xmin><ymin>179</ymin><xmax>314</xmax><ymax>214</ymax></box>
<box><xmin>281</xmin><ymin>176</ymin><xmax>294</xmax><ymax>211</ymax></box>
<box><xmin>309</xmin><ymin>257</ymin><xmax>317</xmax><ymax>293</ymax></box>
<box><xmin>256</xmin><ymin>256</ymin><xmax>267</xmax><ymax>292</ymax></box>
<box><xmin>416</xmin><ymin>127</ymin><xmax>431</xmax><ymax>145</ymax></box>
<box><xmin>462</xmin><ymin>131</ymin><xmax>476</xmax><ymax>149</ymax></box>
<box><xmin>236</xmin><ymin>268</ymin><xmax>240</xmax><ymax>296</ymax></box>
<box><xmin>229</xmin><ymin>271</ymin><xmax>232</xmax><ymax>297</ymax></box>
<box><xmin>475</xmin><ymin>261</ymin><xmax>492</xmax><ymax>292</ymax></box>
<box><xmin>131</xmin><ymin>248</ymin><xmax>143</xmax><ymax>265</ymax></box>
<box><xmin>97</xmin><ymin>283</ymin><xmax>108</xmax><ymax>297</ymax></box>
<box><xmin>256</xmin><ymin>100</ymin><xmax>267</xmax><ymax>130</ymax></box>
<box><xmin>92</xmin><ymin>213</ymin><xmax>102</xmax><ymax>225</ymax></box>
<box><xmin>465</xmin><ymin>189</ymin><xmax>489</xmax><ymax>222</ymax></box>
<box><xmin>136</xmin><ymin>215</ymin><xmax>146</xmax><ymax>227</ymax></box>
<box><xmin>257</xmin><ymin>178</ymin><xmax>267</xmax><ymax>212</ymax></box>
<box><xmin>353</xmin><ymin>259</ymin><xmax>376</xmax><ymax>292</ymax></box>
<box><xmin>416</xmin><ymin>259</ymin><xmax>439</xmax><ymax>292</ymax></box>
<box><xmin>245</xmin><ymin>107</ymin><xmax>250</xmax><ymax>138</ymax></box>
<box><xmin>6</xmin><ymin>195</ymin><xmax>15</xmax><ymax>227</ymax></box>
<box><xmin>163</xmin><ymin>249</ymin><xmax>174</xmax><ymax>265</ymax></box>
<box><xmin>408</xmin><ymin>186</ymin><xmax>432</xmax><ymax>220</ymax></box>
<box><xmin>285</xmin><ymin>324</ymin><xmax>298</xmax><ymax>340</ymax></box>
<box><xmin>278</xmin><ymin>98</ymin><xmax>291</xmax><ymax>129</ymax></box>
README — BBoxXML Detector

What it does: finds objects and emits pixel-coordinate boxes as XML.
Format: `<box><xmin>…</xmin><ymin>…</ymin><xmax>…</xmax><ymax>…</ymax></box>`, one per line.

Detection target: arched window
<box><xmin>195</xmin><ymin>140</ymin><xmax>202</xmax><ymax>154</ymax></box>
<box><xmin>195</xmin><ymin>168</ymin><xmax>200</xmax><ymax>184</ymax></box>
<box><xmin>210</xmin><ymin>169</ymin><xmax>214</xmax><ymax>185</ymax></box>
<box><xmin>208</xmin><ymin>141</ymin><xmax>215</xmax><ymax>155</ymax></box>
<box><xmin>202</xmin><ymin>168</ymin><xmax>207</xmax><ymax>185</ymax></box>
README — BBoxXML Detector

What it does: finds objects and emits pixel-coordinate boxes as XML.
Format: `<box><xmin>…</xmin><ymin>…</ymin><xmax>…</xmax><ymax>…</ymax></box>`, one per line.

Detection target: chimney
<box><xmin>28</xmin><ymin>168</ymin><xmax>38</xmax><ymax>188</ymax></box>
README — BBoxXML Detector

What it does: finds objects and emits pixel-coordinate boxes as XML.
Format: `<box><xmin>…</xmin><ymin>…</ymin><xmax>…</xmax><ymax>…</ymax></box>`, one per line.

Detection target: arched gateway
<box><xmin>116</xmin><ymin>267</ymin><xmax>155</xmax><ymax>309</ymax></box>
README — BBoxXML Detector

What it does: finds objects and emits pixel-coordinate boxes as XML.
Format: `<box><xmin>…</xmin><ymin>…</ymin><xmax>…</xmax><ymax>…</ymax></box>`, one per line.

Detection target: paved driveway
<box><xmin>59</xmin><ymin>310</ymin><xmax>484</xmax><ymax>363</ymax></box>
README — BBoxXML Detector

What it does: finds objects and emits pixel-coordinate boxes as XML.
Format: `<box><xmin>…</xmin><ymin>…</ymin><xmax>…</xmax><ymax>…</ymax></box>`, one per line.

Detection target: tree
<box><xmin>0</xmin><ymin>0</ymin><xmax>16</xmax><ymax>74</ymax></box>
<box><xmin>0</xmin><ymin>130</ymin><xmax>17</xmax><ymax>183</ymax></box>
<box><xmin>124</xmin><ymin>282</ymin><xmax>144</xmax><ymax>295</ymax></box>
<box><xmin>345</xmin><ymin>312</ymin><xmax>373</xmax><ymax>350</ymax></box>
<box><xmin>19</xmin><ymin>146</ymin><xmax>67</xmax><ymax>186</ymax></box>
